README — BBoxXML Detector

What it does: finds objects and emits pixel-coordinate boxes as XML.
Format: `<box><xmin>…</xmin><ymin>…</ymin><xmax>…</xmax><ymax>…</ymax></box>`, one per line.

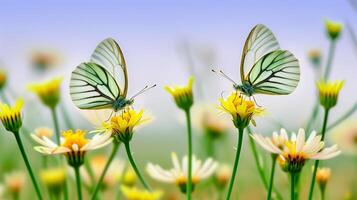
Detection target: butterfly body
<box><xmin>234</xmin><ymin>82</ymin><xmax>255</xmax><ymax>97</ymax></box>
<box><xmin>112</xmin><ymin>97</ymin><xmax>133</xmax><ymax>112</ymax></box>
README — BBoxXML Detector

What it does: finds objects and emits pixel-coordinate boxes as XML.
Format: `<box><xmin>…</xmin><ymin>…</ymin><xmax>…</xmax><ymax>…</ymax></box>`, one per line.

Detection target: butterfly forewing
<box><xmin>70</xmin><ymin>62</ymin><xmax>121</xmax><ymax>109</ymax></box>
<box><xmin>240</xmin><ymin>24</ymin><xmax>280</xmax><ymax>82</ymax></box>
<box><xmin>91</xmin><ymin>38</ymin><xmax>128</xmax><ymax>96</ymax></box>
<box><xmin>247</xmin><ymin>50</ymin><xmax>300</xmax><ymax>95</ymax></box>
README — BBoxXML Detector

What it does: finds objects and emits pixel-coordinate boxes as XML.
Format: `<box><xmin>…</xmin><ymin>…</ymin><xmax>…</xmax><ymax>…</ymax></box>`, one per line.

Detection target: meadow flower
<box><xmin>147</xmin><ymin>152</ymin><xmax>218</xmax><ymax>193</ymax></box>
<box><xmin>214</xmin><ymin>164</ymin><xmax>232</xmax><ymax>189</ymax></box>
<box><xmin>308</xmin><ymin>49</ymin><xmax>322</xmax><ymax>67</ymax></box>
<box><xmin>32</xmin><ymin>129</ymin><xmax>112</xmax><ymax>167</ymax></box>
<box><xmin>317</xmin><ymin>80</ymin><xmax>344</xmax><ymax>110</ymax></box>
<box><xmin>324</xmin><ymin>19</ymin><xmax>343</xmax><ymax>40</ymax></box>
<box><xmin>4</xmin><ymin>171</ymin><xmax>26</xmax><ymax>196</ymax></box>
<box><xmin>0</xmin><ymin>99</ymin><xmax>23</xmax><ymax>133</ymax></box>
<box><xmin>331</xmin><ymin>119</ymin><xmax>357</xmax><ymax>154</ymax></box>
<box><xmin>315</xmin><ymin>167</ymin><xmax>331</xmax><ymax>190</ymax></box>
<box><xmin>251</xmin><ymin>128</ymin><xmax>289</xmax><ymax>152</ymax></box>
<box><xmin>165</xmin><ymin>77</ymin><xmax>194</xmax><ymax>111</ymax></box>
<box><xmin>122</xmin><ymin>168</ymin><xmax>137</xmax><ymax>187</ymax></box>
<box><xmin>27</xmin><ymin>77</ymin><xmax>63</xmax><ymax>108</ymax></box>
<box><xmin>34</xmin><ymin>127</ymin><xmax>54</xmax><ymax>138</ymax></box>
<box><xmin>219</xmin><ymin>91</ymin><xmax>263</xmax><ymax>129</ymax></box>
<box><xmin>120</xmin><ymin>186</ymin><xmax>162</xmax><ymax>200</ymax></box>
<box><xmin>40</xmin><ymin>168</ymin><xmax>66</xmax><ymax>195</ymax></box>
<box><xmin>30</xmin><ymin>49</ymin><xmax>60</xmax><ymax>71</ymax></box>
<box><xmin>255</xmin><ymin>128</ymin><xmax>340</xmax><ymax>173</ymax></box>
<box><xmin>0</xmin><ymin>69</ymin><xmax>7</xmax><ymax>90</ymax></box>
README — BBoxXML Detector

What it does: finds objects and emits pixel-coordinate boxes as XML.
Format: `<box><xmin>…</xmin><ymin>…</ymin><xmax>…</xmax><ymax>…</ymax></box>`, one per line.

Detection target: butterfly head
<box><xmin>113</xmin><ymin>97</ymin><xmax>134</xmax><ymax>112</ymax></box>
<box><xmin>235</xmin><ymin>82</ymin><xmax>254</xmax><ymax>97</ymax></box>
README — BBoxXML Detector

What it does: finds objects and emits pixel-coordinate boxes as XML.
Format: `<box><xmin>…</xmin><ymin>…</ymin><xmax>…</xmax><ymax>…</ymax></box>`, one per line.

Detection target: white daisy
<box><xmin>146</xmin><ymin>152</ymin><xmax>218</xmax><ymax>193</ymax></box>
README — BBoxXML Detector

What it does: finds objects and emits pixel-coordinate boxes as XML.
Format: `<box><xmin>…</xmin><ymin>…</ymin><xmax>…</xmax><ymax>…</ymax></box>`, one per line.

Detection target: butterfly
<box><xmin>214</xmin><ymin>24</ymin><xmax>300</xmax><ymax>97</ymax></box>
<box><xmin>70</xmin><ymin>38</ymin><xmax>154</xmax><ymax>112</ymax></box>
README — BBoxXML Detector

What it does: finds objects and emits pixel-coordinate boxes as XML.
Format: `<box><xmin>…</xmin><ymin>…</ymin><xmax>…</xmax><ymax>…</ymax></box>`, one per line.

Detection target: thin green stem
<box><xmin>91</xmin><ymin>142</ymin><xmax>120</xmax><ymax>200</ymax></box>
<box><xmin>184</xmin><ymin>109</ymin><xmax>193</xmax><ymax>200</ymax></box>
<box><xmin>13</xmin><ymin>131</ymin><xmax>43</xmax><ymax>200</ymax></box>
<box><xmin>327</xmin><ymin>103</ymin><xmax>357</xmax><ymax>131</ymax></box>
<box><xmin>225</xmin><ymin>127</ymin><xmax>244</xmax><ymax>200</ymax></box>
<box><xmin>59</xmin><ymin>103</ymin><xmax>74</xmax><ymax>129</ymax></box>
<box><xmin>124</xmin><ymin>141</ymin><xmax>151</xmax><ymax>190</ymax></box>
<box><xmin>320</xmin><ymin>187</ymin><xmax>325</xmax><ymax>200</ymax></box>
<box><xmin>267</xmin><ymin>155</ymin><xmax>277</xmax><ymax>200</ymax></box>
<box><xmin>50</xmin><ymin>106</ymin><xmax>60</xmax><ymax>145</ymax></box>
<box><xmin>74</xmin><ymin>166</ymin><xmax>83</xmax><ymax>200</ymax></box>
<box><xmin>323</xmin><ymin>40</ymin><xmax>336</xmax><ymax>79</ymax></box>
<box><xmin>0</xmin><ymin>90</ymin><xmax>10</xmax><ymax>104</ymax></box>
<box><xmin>306</xmin><ymin>101</ymin><xmax>320</xmax><ymax>132</ymax></box>
<box><xmin>308</xmin><ymin>108</ymin><xmax>330</xmax><ymax>200</ymax></box>
<box><xmin>291</xmin><ymin>173</ymin><xmax>296</xmax><ymax>200</ymax></box>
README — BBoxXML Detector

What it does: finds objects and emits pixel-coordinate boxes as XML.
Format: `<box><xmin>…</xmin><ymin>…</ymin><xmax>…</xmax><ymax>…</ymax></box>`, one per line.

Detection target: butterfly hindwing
<box><xmin>91</xmin><ymin>38</ymin><xmax>128</xmax><ymax>96</ymax></box>
<box><xmin>240</xmin><ymin>24</ymin><xmax>280</xmax><ymax>82</ymax></box>
<box><xmin>247</xmin><ymin>50</ymin><xmax>300</xmax><ymax>95</ymax></box>
<box><xmin>70</xmin><ymin>62</ymin><xmax>120</xmax><ymax>109</ymax></box>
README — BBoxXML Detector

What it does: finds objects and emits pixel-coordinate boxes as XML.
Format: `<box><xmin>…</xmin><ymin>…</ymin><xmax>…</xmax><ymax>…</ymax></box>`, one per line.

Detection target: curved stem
<box><xmin>13</xmin><ymin>131</ymin><xmax>43</xmax><ymax>200</ymax></box>
<box><xmin>74</xmin><ymin>166</ymin><xmax>83</xmax><ymax>200</ymax></box>
<box><xmin>50</xmin><ymin>106</ymin><xmax>60</xmax><ymax>145</ymax></box>
<box><xmin>225</xmin><ymin>127</ymin><xmax>244</xmax><ymax>200</ymax></box>
<box><xmin>308</xmin><ymin>108</ymin><xmax>330</xmax><ymax>200</ymax></box>
<box><xmin>124</xmin><ymin>141</ymin><xmax>151</xmax><ymax>190</ymax></box>
<box><xmin>184</xmin><ymin>109</ymin><xmax>193</xmax><ymax>199</ymax></box>
<box><xmin>91</xmin><ymin>142</ymin><xmax>120</xmax><ymax>200</ymax></box>
<box><xmin>267</xmin><ymin>155</ymin><xmax>277</xmax><ymax>200</ymax></box>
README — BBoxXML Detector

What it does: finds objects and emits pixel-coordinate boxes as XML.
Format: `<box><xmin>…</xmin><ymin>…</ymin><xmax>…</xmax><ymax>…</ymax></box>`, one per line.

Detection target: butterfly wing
<box><xmin>247</xmin><ymin>50</ymin><xmax>300</xmax><ymax>95</ymax></box>
<box><xmin>240</xmin><ymin>24</ymin><xmax>280</xmax><ymax>82</ymax></box>
<box><xmin>91</xmin><ymin>38</ymin><xmax>128</xmax><ymax>97</ymax></box>
<box><xmin>70</xmin><ymin>62</ymin><xmax>121</xmax><ymax>109</ymax></box>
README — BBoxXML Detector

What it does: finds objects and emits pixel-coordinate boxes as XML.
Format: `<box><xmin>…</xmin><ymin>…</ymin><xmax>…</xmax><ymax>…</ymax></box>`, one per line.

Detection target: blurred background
<box><xmin>0</xmin><ymin>0</ymin><xmax>356</xmax><ymax>199</ymax></box>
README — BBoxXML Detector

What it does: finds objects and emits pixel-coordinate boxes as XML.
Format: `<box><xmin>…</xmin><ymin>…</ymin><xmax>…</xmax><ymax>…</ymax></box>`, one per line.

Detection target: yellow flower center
<box><xmin>61</xmin><ymin>130</ymin><xmax>88</xmax><ymax>150</ymax></box>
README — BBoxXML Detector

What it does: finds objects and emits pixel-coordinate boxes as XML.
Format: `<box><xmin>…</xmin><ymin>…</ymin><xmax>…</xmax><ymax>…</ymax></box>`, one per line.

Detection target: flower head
<box><xmin>214</xmin><ymin>164</ymin><xmax>231</xmax><ymax>189</ymax></box>
<box><xmin>317</xmin><ymin>80</ymin><xmax>344</xmax><ymax>110</ymax></box>
<box><xmin>4</xmin><ymin>171</ymin><xmax>26</xmax><ymax>195</ymax></box>
<box><xmin>122</xmin><ymin>167</ymin><xmax>137</xmax><ymax>187</ymax></box>
<box><xmin>32</xmin><ymin>129</ymin><xmax>112</xmax><ymax>167</ymax></box>
<box><xmin>40</xmin><ymin>167</ymin><xmax>66</xmax><ymax>194</ymax></box>
<box><xmin>252</xmin><ymin>128</ymin><xmax>340</xmax><ymax>173</ymax></box>
<box><xmin>219</xmin><ymin>92</ymin><xmax>263</xmax><ymax>129</ymax></box>
<box><xmin>120</xmin><ymin>186</ymin><xmax>162</xmax><ymax>200</ymax></box>
<box><xmin>308</xmin><ymin>49</ymin><xmax>322</xmax><ymax>67</ymax></box>
<box><xmin>0</xmin><ymin>69</ymin><xmax>7</xmax><ymax>90</ymax></box>
<box><xmin>165</xmin><ymin>77</ymin><xmax>194</xmax><ymax>111</ymax></box>
<box><xmin>315</xmin><ymin>167</ymin><xmax>331</xmax><ymax>191</ymax></box>
<box><xmin>27</xmin><ymin>77</ymin><xmax>63</xmax><ymax>108</ymax></box>
<box><xmin>0</xmin><ymin>99</ymin><xmax>23</xmax><ymax>133</ymax></box>
<box><xmin>147</xmin><ymin>152</ymin><xmax>218</xmax><ymax>193</ymax></box>
<box><xmin>30</xmin><ymin>49</ymin><xmax>61</xmax><ymax>71</ymax></box>
<box><xmin>251</xmin><ymin>128</ymin><xmax>289</xmax><ymax>152</ymax></box>
<box><xmin>324</xmin><ymin>19</ymin><xmax>343</xmax><ymax>40</ymax></box>
<box><xmin>34</xmin><ymin>127</ymin><xmax>54</xmax><ymax>138</ymax></box>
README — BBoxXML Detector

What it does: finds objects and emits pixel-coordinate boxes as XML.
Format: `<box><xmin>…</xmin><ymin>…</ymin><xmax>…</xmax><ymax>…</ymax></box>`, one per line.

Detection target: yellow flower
<box><xmin>0</xmin><ymin>69</ymin><xmax>7</xmax><ymax>90</ymax></box>
<box><xmin>30</xmin><ymin>49</ymin><xmax>61</xmax><ymax>71</ymax></box>
<box><xmin>120</xmin><ymin>186</ymin><xmax>162</xmax><ymax>200</ymax></box>
<box><xmin>40</xmin><ymin>167</ymin><xmax>66</xmax><ymax>193</ymax></box>
<box><xmin>219</xmin><ymin>92</ymin><xmax>263</xmax><ymax>129</ymax></box>
<box><xmin>103</xmin><ymin>108</ymin><xmax>147</xmax><ymax>143</ymax></box>
<box><xmin>122</xmin><ymin>168</ymin><xmax>137</xmax><ymax>187</ymax></box>
<box><xmin>315</xmin><ymin>167</ymin><xmax>331</xmax><ymax>190</ymax></box>
<box><xmin>165</xmin><ymin>77</ymin><xmax>194</xmax><ymax>111</ymax></box>
<box><xmin>27</xmin><ymin>77</ymin><xmax>63</xmax><ymax>108</ymax></box>
<box><xmin>317</xmin><ymin>80</ymin><xmax>344</xmax><ymax>110</ymax></box>
<box><xmin>324</xmin><ymin>19</ymin><xmax>343</xmax><ymax>40</ymax></box>
<box><xmin>308</xmin><ymin>49</ymin><xmax>322</xmax><ymax>67</ymax></box>
<box><xmin>34</xmin><ymin>127</ymin><xmax>54</xmax><ymax>138</ymax></box>
<box><xmin>0</xmin><ymin>99</ymin><xmax>23</xmax><ymax>133</ymax></box>
<box><xmin>214</xmin><ymin>164</ymin><xmax>231</xmax><ymax>189</ymax></box>
<box><xmin>4</xmin><ymin>171</ymin><xmax>26</xmax><ymax>195</ymax></box>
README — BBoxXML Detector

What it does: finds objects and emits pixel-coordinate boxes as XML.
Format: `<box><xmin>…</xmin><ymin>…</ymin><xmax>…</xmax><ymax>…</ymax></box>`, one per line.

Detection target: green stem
<box><xmin>320</xmin><ymin>187</ymin><xmax>325</xmax><ymax>200</ymax></box>
<box><xmin>59</xmin><ymin>103</ymin><xmax>74</xmax><ymax>129</ymax></box>
<box><xmin>13</xmin><ymin>131</ymin><xmax>43</xmax><ymax>200</ymax></box>
<box><xmin>306</xmin><ymin>101</ymin><xmax>320</xmax><ymax>132</ymax></box>
<box><xmin>0</xmin><ymin>90</ymin><xmax>10</xmax><ymax>104</ymax></box>
<box><xmin>267</xmin><ymin>155</ymin><xmax>277</xmax><ymax>200</ymax></box>
<box><xmin>42</xmin><ymin>156</ymin><xmax>48</xmax><ymax>168</ymax></box>
<box><xmin>327</xmin><ymin>103</ymin><xmax>357</xmax><ymax>131</ymax></box>
<box><xmin>323</xmin><ymin>40</ymin><xmax>336</xmax><ymax>79</ymax></box>
<box><xmin>308</xmin><ymin>108</ymin><xmax>330</xmax><ymax>200</ymax></box>
<box><xmin>84</xmin><ymin>159</ymin><xmax>96</xmax><ymax>188</ymax></box>
<box><xmin>184</xmin><ymin>109</ymin><xmax>193</xmax><ymax>199</ymax></box>
<box><xmin>291</xmin><ymin>173</ymin><xmax>296</xmax><ymax>200</ymax></box>
<box><xmin>50</xmin><ymin>106</ymin><xmax>60</xmax><ymax>145</ymax></box>
<box><xmin>74</xmin><ymin>166</ymin><xmax>83</xmax><ymax>200</ymax></box>
<box><xmin>63</xmin><ymin>179</ymin><xmax>69</xmax><ymax>200</ymax></box>
<box><xmin>91</xmin><ymin>142</ymin><xmax>120</xmax><ymax>200</ymax></box>
<box><xmin>124</xmin><ymin>141</ymin><xmax>151</xmax><ymax>190</ymax></box>
<box><xmin>225</xmin><ymin>127</ymin><xmax>244</xmax><ymax>200</ymax></box>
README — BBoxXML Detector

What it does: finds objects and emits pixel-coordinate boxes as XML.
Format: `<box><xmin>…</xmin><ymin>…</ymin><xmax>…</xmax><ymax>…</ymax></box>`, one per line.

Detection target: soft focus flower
<box><xmin>27</xmin><ymin>77</ymin><xmax>63</xmax><ymax>108</ymax></box>
<box><xmin>32</xmin><ymin>129</ymin><xmax>112</xmax><ymax>167</ymax></box>
<box><xmin>315</xmin><ymin>167</ymin><xmax>331</xmax><ymax>191</ymax></box>
<box><xmin>331</xmin><ymin>119</ymin><xmax>357</xmax><ymax>154</ymax></box>
<box><xmin>251</xmin><ymin>128</ymin><xmax>289</xmax><ymax>151</ymax></box>
<box><xmin>219</xmin><ymin>92</ymin><xmax>264</xmax><ymax>129</ymax></box>
<box><xmin>0</xmin><ymin>69</ymin><xmax>7</xmax><ymax>90</ymax></box>
<box><xmin>147</xmin><ymin>152</ymin><xmax>218</xmax><ymax>193</ymax></box>
<box><xmin>122</xmin><ymin>167</ymin><xmax>137</xmax><ymax>187</ymax></box>
<box><xmin>253</xmin><ymin>128</ymin><xmax>340</xmax><ymax>173</ymax></box>
<box><xmin>4</xmin><ymin>171</ymin><xmax>26</xmax><ymax>195</ymax></box>
<box><xmin>165</xmin><ymin>77</ymin><xmax>194</xmax><ymax>111</ymax></box>
<box><xmin>317</xmin><ymin>80</ymin><xmax>344</xmax><ymax>110</ymax></box>
<box><xmin>40</xmin><ymin>167</ymin><xmax>66</xmax><ymax>194</ymax></box>
<box><xmin>324</xmin><ymin>19</ymin><xmax>343</xmax><ymax>40</ymax></box>
<box><xmin>120</xmin><ymin>186</ymin><xmax>162</xmax><ymax>200</ymax></box>
<box><xmin>30</xmin><ymin>49</ymin><xmax>61</xmax><ymax>71</ymax></box>
<box><xmin>34</xmin><ymin>127</ymin><xmax>54</xmax><ymax>138</ymax></box>
<box><xmin>214</xmin><ymin>164</ymin><xmax>231</xmax><ymax>189</ymax></box>
<box><xmin>99</xmin><ymin>108</ymin><xmax>147</xmax><ymax>143</ymax></box>
<box><xmin>308</xmin><ymin>49</ymin><xmax>322</xmax><ymax>67</ymax></box>
<box><xmin>0</xmin><ymin>99</ymin><xmax>23</xmax><ymax>133</ymax></box>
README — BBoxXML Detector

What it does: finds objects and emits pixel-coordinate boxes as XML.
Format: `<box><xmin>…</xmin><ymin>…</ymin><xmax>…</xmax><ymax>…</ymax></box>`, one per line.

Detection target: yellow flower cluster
<box><xmin>324</xmin><ymin>19</ymin><xmax>343</xmax><ymax>40</ymax></box>
<box><xmin>28</xmin><ymin>77</ymin><xmax>63</xmax><ymax>108</ymax></box>
<box><xmin>165</xmin><ymin>77</ymin><xmax>194</xmax><ymax>111</ymax></box>
<box><xmin>317</xmin><ymin>80</ymin><xmax>344</xmax><ymax>110</ymax></box>
<box><xmin>0</xmin><ymin>99</ymin><xmax>23</xmax><ymax>133</ymax></box>
<box><xmin>120</xmin><ymin>186</ymin><xmax>162</xmax><ymax>200</ymax></box>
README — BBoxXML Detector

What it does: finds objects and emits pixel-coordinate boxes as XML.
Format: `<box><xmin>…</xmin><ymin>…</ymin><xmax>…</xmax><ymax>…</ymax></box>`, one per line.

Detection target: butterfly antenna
<box><xmin>211</xmin><ymin>69</ymin><xmax>238</xmax><ymax>85</ymax></box>
<box><xmin>252</xmin><ymin>96</ymin><xmax>261</xmax><ymax>107</ymax></box>
<box><xmin>130</xmin><ymin>84</ymin><xmax>157</xmax><ymax>100</ymax></box>
<box><xmin>106</xmin><ymin>111</ymin><xmax>114</xmax><ymax>122</ymax></box>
